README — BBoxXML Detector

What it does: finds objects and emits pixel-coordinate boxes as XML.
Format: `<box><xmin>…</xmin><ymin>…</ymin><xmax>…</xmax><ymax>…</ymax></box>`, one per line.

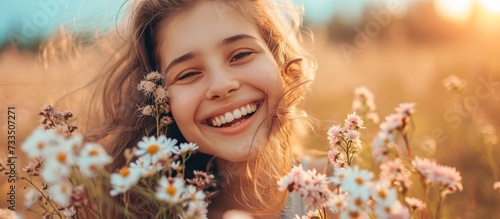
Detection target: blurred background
<box><xmin>1</xmin><ymin>0</ymin><xmax>500</xmax><ymax>218</ymax></box>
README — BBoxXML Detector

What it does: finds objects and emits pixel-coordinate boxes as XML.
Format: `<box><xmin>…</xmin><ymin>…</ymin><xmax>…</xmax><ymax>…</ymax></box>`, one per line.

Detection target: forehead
<box><xmin>156</xmin><ymin>2</ymin><xmax>264</xmax><ymax>65</ymax></box>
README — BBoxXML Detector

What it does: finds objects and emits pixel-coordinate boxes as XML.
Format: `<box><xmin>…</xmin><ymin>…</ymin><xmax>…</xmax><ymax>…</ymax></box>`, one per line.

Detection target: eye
<box><xmin>230</xmin><ymin>51</ymin><xmax>253</xmax><ymax>62</ymax></box>
<box><xmin>177</xmin><ymin>71</ymin><xmax>201</xmax><ymax>81</ymax></box>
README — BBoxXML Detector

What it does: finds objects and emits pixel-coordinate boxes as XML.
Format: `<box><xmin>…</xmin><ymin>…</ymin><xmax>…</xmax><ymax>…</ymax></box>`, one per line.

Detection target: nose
<box><xmin>205</xmin><ymin>68</ymin><xmax>240</xmax><ymax>100</ymax></box>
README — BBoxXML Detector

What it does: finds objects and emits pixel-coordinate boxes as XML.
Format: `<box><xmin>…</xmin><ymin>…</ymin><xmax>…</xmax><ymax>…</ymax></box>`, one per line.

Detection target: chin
<box><xmin>222</xmin><ymin>139</ymin><xmax>263</xmax><ymax>163</ymax></box>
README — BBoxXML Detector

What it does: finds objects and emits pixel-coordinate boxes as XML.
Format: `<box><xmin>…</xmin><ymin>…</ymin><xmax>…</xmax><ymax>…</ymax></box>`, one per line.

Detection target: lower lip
<box><xmin>204</xmin><ymin>102</ymin><xmax>262</xmax><ymax>135</ymax></box>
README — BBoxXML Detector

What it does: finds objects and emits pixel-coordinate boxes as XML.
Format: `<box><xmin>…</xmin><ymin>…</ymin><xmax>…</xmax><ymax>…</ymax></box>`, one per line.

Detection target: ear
<box><xmin>281</xmin><ymin>58</ymin><xmax>303</xmax><ymax>83</ymax></box>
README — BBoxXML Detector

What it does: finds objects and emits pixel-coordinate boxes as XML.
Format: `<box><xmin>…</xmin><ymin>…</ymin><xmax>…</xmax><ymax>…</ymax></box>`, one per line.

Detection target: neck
<box><xmin>207</xmin><ymin>158</ymin><xmax>247</xmax><ymax>218</ymax></box>
<box><xmin>207</xmin><ymin>159</ymin><xmax>282</xmax><ymax>219</ymax></box>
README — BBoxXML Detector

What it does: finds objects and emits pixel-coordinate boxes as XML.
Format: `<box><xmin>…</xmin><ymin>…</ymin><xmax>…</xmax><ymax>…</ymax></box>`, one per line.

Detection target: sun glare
<box><xmin>479</xmin><ymin>0</ymin><xmax>500</xmax><ymax>13</ymax></box>
<box><xmin>434</xmin><ymin>0</ymin><xmax>473</xmax><ymax>23</ymax></box>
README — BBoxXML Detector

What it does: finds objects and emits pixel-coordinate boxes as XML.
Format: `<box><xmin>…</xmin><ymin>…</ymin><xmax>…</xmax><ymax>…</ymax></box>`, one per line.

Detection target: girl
<box><xmin>84</xmin><ymin>0</ymin><xmax>316</xmax><ymax>218</ymax></box>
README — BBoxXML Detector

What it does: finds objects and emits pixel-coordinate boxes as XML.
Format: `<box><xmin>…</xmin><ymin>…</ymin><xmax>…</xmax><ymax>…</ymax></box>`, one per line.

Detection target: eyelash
<box><xmin>230</xmin><ymin>51</ymin><xmax>253</xmax><ymax>62</ymax></box>
<box><xmin>176</xmin><ymin>51</ymin><xmax>253</xmax><ymax>81</ymax></box>
<box><xmin>177</xmin><ymin>71</ymin><xmax>200</xmax><ymax>81</ymax></box>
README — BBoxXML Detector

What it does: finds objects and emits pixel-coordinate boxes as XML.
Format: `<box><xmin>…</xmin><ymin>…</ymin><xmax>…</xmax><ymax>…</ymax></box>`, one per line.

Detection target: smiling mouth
<box><xmin>207</xmin><ymin>101</ymin><xmax>261</xmax><ymax>128</ymax></box>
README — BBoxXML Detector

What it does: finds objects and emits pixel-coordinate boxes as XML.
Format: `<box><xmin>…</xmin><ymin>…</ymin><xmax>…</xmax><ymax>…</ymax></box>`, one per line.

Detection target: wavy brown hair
<box><xmin>80</xmin><ymin>0</ymin><xmax>316</xmax><ymax>217</ymax></box>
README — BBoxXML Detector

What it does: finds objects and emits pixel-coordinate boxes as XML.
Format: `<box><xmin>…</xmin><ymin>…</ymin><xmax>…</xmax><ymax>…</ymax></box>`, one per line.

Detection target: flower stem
<box><xmin>401</xmin><ymin>132</ymin><xmax>413</xmax><ymax>159</ymax></box>
<box><xmin>322</xmin><ymin>206</ymin><xmax>329</xmax><ymax>219</ymax></box>
<box><xmin>435</xmin><ymin>192</ymin><xmax>446</xmax><ymax>219</ymax></box>
<box><xmin>17</xmin><ymin>171</ymin><xmax>63</xmax><ymax>219</ymax></box>
<box><xmin>123</xmin><ymin>193</ymin><xmax>129</xmax><ymax>219</ymax></box>
<box><xmin>155</xmin><ymin>101</ymin><xmax>160</xmax><ymax>138</ymax></box>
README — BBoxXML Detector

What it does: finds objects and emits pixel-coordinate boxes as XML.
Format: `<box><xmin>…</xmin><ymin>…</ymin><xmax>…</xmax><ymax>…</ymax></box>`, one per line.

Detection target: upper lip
<box><xmin>202</xmin><ymin>99</ymin><xmax>262</xmax><ymax>123</ymax></box>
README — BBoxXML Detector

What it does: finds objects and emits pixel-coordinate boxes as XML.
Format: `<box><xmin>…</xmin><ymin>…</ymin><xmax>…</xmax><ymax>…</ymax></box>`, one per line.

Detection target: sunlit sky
<box><xmin>1</xmin><ymin>0</ymin><xmax>500</xmax><ymax>46</ymax></box>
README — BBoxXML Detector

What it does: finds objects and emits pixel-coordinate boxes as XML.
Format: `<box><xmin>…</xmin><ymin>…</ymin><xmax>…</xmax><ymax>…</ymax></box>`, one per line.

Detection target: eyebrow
<box><xmin>164</xmin><ymin>34</ymin><xmax>258</xmax><ymax>74</ymax></box>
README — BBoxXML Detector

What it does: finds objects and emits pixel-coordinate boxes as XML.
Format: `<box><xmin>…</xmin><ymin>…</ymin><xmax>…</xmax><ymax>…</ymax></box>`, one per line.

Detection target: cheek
<box><xmin>168</xmin><ymin>87</ymin><xmax>199</xmax><ymax>126</ymax></box>
<box><xmin>245</xmin><ymin>58</ymin><xmax>283</xmax><ymax>98</ymax></box>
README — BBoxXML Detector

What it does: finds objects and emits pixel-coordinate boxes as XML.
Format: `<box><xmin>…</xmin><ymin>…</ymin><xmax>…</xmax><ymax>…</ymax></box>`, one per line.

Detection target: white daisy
<box><xmin>371</xmin><ymin>180</ymin><xmax>397</xmax><ymax>206</ymax></box>
<box><xmin>155</xmin><ymin>176</ymin><xmax>185</xmax><ymax>204</ymax></box>
<box><xmin>135</xmin><ymin>135</ymin><xmax>178</xmax><ymax>164</ymax></box>
<box><xmin>129</xmin><ymin>158</ymin><xmax>161</xmax><ymax>178</ymax></box>
<box><xmin>40</xmin><ymin>144</ymin><xmax>76</xmax><ymax>184</ymax></box>
<box><xmin>183</xmin><ymin>201</ymin><xmax>208</xmax><ymax>219</ymax></box>
<box><xmin>177</xmin><ymin>142</ymin><xmax>199</xmax><ymax>155</ymax></box>
<box><xmin>109</xmin><ymin>167</ymin><xmax>141</xmax><ymax>196</ymax></box>
<box><xmin>48</xmin><ymin>180</ymin><xmax>73</xmax><ymax>207</ymax></box>
<box><xmin>341</xmin><ymin>166</ymin><xmax>373</xmax><ymax>206</ymax></box>
<box><xmin>340</xmin><ymin>209</ymin><xmax>370</xmax><ymax>219</ymax></box>
<box><xmin>171</xmin><ymin>161</ymin><xmax>182</xmax><ymax>172</ymax></box>
<box><xmin>330</xmin><ymin>167</ymin><xmax>350</xmax><ymax>186</ymax></box>
<box><xmin>326</xmin><ymin>193</ymin><xmax>347</xmax><ymax>213</ymax></box>
<box><xmin>77</xmin><ymin>143</ymin><xmax>112</xmax><ymax>178</ymax></box>
<box><xmin>21</xmin><ymin>128</ymin><xmax>62</xmax><ymax>158</ymax></box>
<box><xmin>183</xmin><ymin>185</ymin><xmax>206</xmax><ymax>203</ymax></box>
<box><xmin>375</xmin><ymin>201</ymin><xmax>409</xmax><ymax>219</ymax></box>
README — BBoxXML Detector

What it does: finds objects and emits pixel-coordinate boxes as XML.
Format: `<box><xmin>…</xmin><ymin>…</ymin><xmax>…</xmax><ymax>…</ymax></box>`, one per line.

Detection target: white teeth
<box><xmin>225</xmin><ymin>112</ymin><xmax>234</xmax><ymax>123</ymax></box>
<box><xmin>241</xmin><ymin>106</ymin><xmax>247</xmax><ymax>116</ymax></box>
<box><xmin>233</xmin><ymin>109</ymin><xmax>242</xmax><ymax>119</ymax></box>
<box><xmin>246</xmin><ymin>105</ymin><xmax>252</xmax><ymax>113</ymax></box>
<box><xmin>231</xmin><ymin>120</ymin><xmax>245</xmax><ymax>127</ymax></box>
<box><xmin>208</xmin><ymin>102</ymin><xmax>259</xmax><ymax>127</ymax></box>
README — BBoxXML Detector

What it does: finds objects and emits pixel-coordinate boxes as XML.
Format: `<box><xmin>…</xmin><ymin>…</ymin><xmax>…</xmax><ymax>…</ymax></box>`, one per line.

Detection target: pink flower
<box><xmin>278</xmin><ymin>165</ymin><xmax>331</xmax><ymax>211</ymax></box>
<box><xmin>277</xmin><ymin>175</ymin><xmax>294</xmax><ymax>192</ymax></box>
<box><xmin>372</xmin><ymin>144</ymin><xmax>389</xmax><ymax>163</ymax></box>
<box><xmin>344</xmin><ymin>112</ymin><xmax>365</xmax><ymax>130</ymax></box>
<box><xmin>371</xmin><ymin>131</ymin><xmax>393</xmax><ymax>163</ymax></box>
<box><xmin>328</xmin><ymin>149</ymin><xmax>345</xmax><ymax>168</ymax></box>
<box><xmin>327</xmin><ymin>125</ymin><xmax>342</xmax><ymax>147</ymax></box>
<box><xmin>379</xmin><ymin>158</ymin><xmax>412</xmax><ymax>189</ymax></box>
<box><xmin>140</xmin><ymin>105</ymin><xmax>155</xmax><ymax>116</ymax></box>
<box><xmin>412</xmin><ymin>157</ymin><xmax>462</xmax><ymax>192</ymax></box>
<box><xmin>395</xmin><ymin>103</ymin><xmax>416</xmax><ymax>116</ymax></box>
<box><xmin>155</xmin><ymin>86</ymin><xmax>170</xmax><ymax>102</ymax></box>
<box><xmin>345</xmin><ymin>130</ymin><xmax>361</xmax><ymax>142</ymax></box>
<box><xmin>430</xmin><ymin>165</ymin><xmax>463</xmax><ymax>192</ymax></box>
<box><xmin>145</xmin><ymin>71</ymin><xmax>163</xmax><ymax>81</ymax></box>
<box><xmin>137</xmin><ymin>80</ymin><xmax>157</xmax><ymax>94</ymax></box>
<box><xmin>380</xmin><ymin>114</ymin><xmax>402</xmax><ymax>133</ymax></box>
<box><xmin>379</xmin><ymin>158</ymin><xmax>403</xmax><ymax>177</ymax></box>
<box><xmin>412</xmin><ymin>157</ymin><xmax>437</xmax><ymax>177</ymax></box>
<box><xmin>405</xmin><ymin>197</ymin><xmax>426</xmax><ymax>211</ymax></box>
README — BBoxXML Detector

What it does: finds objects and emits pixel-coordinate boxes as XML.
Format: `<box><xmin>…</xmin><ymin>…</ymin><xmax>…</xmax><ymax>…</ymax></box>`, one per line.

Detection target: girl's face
<box><xmin>158</xmin><ymin>2</ymin><xmax>283</xmax><ymax>162</ymax></box>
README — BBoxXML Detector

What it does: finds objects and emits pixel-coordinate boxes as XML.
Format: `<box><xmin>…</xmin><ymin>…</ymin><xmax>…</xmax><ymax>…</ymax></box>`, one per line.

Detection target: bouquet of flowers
<box><xmin>278</xmin><ymin>84</ymin><xmax>472</xmax><ymax>219</ymax></box>
<box><xmin>3</xmin><ymin>71</ymin><xmax>217</xmax><ymax>219</ymax></box>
